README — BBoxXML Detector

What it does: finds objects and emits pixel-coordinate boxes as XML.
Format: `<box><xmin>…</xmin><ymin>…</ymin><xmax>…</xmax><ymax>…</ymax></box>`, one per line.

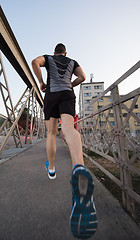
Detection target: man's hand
<box><xmin>40</xmin><ymin>82</ymin><xmax>47</xmax><ymax>92</ymax></box>
<box><xmin>72</xmin><ymin>66</ymin><xmax>86</xmax><ymax>87</ymax></box>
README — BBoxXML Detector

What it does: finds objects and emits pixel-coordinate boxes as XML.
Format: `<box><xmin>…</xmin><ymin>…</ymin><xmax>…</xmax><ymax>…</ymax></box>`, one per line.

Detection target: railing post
<box><xmin>111</xmin><ymin>86</ymin><xmax>135</xmax><ymax>219</ymax></box>
<box><xmin>0</xmin><ymin>53</ymin><xmax>22</xmax><ymax>149</ymax></box>
<box><xmin>25</xmin><ymin>93</ymin><xmax>30</xmax><ymax>144</ymax></box>
<box><xmin>29</xmin><ymin>90</ymin><xmax>35</xmax><ymax>144</ymax></box>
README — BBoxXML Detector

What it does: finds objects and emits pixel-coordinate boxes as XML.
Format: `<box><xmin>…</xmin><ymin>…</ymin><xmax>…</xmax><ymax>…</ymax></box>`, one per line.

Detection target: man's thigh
<box><xmin>44</xmin><ymin>93</ymin><xmax>60</xmax><ymax>120</ymax></box>
<box><xmin>61</xmin><ymin>114</ymin><xmax>74</xmax><ymax>130</ymax></box>
<box><xmin>59</xmin><ymin>91</ymin><xmax>75</xmax><ymax>118</ymax></box>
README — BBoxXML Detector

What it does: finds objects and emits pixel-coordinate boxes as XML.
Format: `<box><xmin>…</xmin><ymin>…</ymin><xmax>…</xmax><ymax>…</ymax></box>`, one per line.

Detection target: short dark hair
<box><xmin>54</xmin><ymin>43</ymin><xmax>66</xmax><ymax>54</ymax></box>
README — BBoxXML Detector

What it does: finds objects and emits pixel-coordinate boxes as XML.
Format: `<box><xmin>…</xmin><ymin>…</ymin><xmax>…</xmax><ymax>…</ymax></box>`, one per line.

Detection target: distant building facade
<box><xmin>79</xmin><ymin>81</ymin><xmax>104</xmax><ymax>118</ymax></box>
<box><xmin>79</xmin><ymin>77</ymin><xmax>140</xmax><ymax>137</ymax></box>
<box><xmin>91</xmin><ymin>95</ymin><xmax>140</xmax><ymax>137</ymax></box>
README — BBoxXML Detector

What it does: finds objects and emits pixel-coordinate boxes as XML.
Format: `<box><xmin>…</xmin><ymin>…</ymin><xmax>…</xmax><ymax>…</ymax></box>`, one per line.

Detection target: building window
<box><xmin>125</xmin><ymin>130</ymin><xmax>130</xmax><ymax>134</ymax></box>
<box><xmin>84</xmin><ymin>99</ymin><xmax>91</xmax><ymax>104</ymax></box>
<box><xmin>108</xmin><ymin>98</ymin><xmax>112</xmax><ymax>102</ymax></box>
<box><xmin>98</xmin><ymin>105</ymin><xmax>102</xmax><ymax>109</ymax></box>
<box><xmin>94</xmin><ymin>85</ymin><xmax>102</xmax><ymax>89</ymax></box>
<box><xmin>110</xmin><ymin>121</ymin><xmax>115</xmax><ymax>126</ymax></box>
<box><xmin>87</xmin><ymin>106</ymin><xmax>93</xmax><ymax>111</ymax></box>
<box><xmin>84</xmin><ymin>92</ymin><xmax>91</xmax><ymax>97</ymax></box>
<box><xmin>136</xmin><ymin>112</ymin><xmax>140</xmax><ymax>117</ymax></box>
<box><xmin>123</xmin><ymin>113</ymin><xmax>127</xmax><ymax>117</ymax></box>
<box><xmin>100</xmin><ymin>121</ymin><xmax>105</xmax><ymax>126</ymax></box>
<box><xmin>135</xmin><ymin>105</ymin><xmax>138</xmax><ymax>109</ymax></box>
<box><xmin>136</xmin><ymin>130</ymin><xmax>140</xmax><ymax>135</ymax></box>
<box><xmin>109</xmin><ymin>113</ymin><xmax>114</xmax><ymax>117</ymax></box>
<box><xmin>98</xmin><ymin>98</ymin><xmax>103</xmax><ymax>102</ymax></box>
<box><xmin>135</xmin><ymin>121</ymin><xmax>140</xmax><ymax>126</ymax></box>
<box><xmin>83</xmin><ymin>86</ymin><xmax>91</xmax><ymax>90</ymax></box>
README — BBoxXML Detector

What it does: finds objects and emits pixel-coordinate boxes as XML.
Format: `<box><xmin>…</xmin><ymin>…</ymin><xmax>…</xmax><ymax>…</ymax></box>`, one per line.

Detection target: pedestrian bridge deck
<box><xmin>0</xmin><ymin>137</ymin><xmax>140</xmax><ymax>240</ymax></box>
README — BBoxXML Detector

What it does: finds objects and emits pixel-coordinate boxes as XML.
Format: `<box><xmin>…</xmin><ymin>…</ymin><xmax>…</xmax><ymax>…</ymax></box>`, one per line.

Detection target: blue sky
<box><xmin>0</xmin><ymin>0</ymin><xmax>140</xmax><ymax>114</ymax></box>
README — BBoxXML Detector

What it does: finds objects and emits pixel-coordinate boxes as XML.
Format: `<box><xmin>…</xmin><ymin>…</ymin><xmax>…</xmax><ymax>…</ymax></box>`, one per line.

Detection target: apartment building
<box><xmin>91</xmin><ymin>95</ymin><xmax>140</xmax><ymax>137</ymax></box>
<box><xmin>79</xmin><ymin>80</ymin><xmax>104</xmax><ymax>118</ymax></box>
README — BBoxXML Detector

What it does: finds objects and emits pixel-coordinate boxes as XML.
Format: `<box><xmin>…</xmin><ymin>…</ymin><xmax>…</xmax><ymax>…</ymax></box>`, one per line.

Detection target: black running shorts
<box><xmin>43</xmin><ymin>90</ymin><xmax>76</xmax><ymax>120</ymax></box>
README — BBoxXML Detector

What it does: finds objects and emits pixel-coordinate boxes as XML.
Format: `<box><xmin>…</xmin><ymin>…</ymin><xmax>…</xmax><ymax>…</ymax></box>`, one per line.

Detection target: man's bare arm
<box><xmin>32</xmin><ymin>56</ymin><xmax>46</xmax><ymax>92</ymax></box>
<box><xmin>72</xmin><ymin>66</ymin><xmax>86</xmax><ymax>88</ymax></box>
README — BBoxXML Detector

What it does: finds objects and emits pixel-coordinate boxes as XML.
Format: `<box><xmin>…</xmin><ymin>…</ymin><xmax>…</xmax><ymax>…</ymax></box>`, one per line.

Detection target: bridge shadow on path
<box><xmin>0</xmin><ymin>137</ymin><xmax>140</xmax><ymax>240</ymax></box>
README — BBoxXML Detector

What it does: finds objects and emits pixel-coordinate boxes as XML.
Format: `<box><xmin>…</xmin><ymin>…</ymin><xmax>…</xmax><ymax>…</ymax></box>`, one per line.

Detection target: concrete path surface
<box><xmin>0</xmin><ymin>137</ymin><xmax>140</xmax><ymax>240</ymax></box>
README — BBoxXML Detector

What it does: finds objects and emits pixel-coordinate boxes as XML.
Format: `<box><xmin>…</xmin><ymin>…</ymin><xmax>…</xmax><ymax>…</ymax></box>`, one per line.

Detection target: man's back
<box><xmin>43</xmin><ymin>55</ymin><xmax>79</xmax><ymax>93</ymax></box>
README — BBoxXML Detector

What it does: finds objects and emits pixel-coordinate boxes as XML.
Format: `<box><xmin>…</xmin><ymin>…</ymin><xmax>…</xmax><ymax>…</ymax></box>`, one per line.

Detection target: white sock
<box><xmin>49</xmin><ymin>167</ymin><xmax>55</xmax><ymax>173</ymax></box>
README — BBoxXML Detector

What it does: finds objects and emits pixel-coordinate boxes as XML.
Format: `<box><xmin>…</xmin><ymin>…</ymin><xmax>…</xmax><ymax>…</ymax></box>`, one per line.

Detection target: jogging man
<box><xmin>32</xmin><ymin>43</ymin><xmax>97</xmax><ymax>239</ymax></box>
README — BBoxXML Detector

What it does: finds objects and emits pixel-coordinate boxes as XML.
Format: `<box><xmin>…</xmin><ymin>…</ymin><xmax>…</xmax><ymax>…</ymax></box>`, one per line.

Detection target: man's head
<box><xmin>54</xmin><ymin>43</ymin><xmax>66</xmax><ymax>56</ymax></box>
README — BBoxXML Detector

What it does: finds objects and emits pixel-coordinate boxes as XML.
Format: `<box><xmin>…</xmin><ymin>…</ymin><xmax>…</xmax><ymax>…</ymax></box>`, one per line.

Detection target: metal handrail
<box><xmin>77</xmin><ymin>61</ymin><xmax>140</xmax><ymax>220</ymax></box>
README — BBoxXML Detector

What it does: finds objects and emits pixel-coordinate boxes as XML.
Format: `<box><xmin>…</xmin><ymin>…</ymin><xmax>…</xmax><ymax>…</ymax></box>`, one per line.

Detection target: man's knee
<box><xmin>62</xmin><ymin>124</ymin><xmax>78</xmax><ymax>139</ymax></box>
<box><xmin>47</xmin><ymin>129</ymin><xmax>57</xmax><ymax>136</ymax></box>
<box><xmin>45</xmin><ymin>118</ymin><xmax>58</xmax><ymax>136</ymax></box>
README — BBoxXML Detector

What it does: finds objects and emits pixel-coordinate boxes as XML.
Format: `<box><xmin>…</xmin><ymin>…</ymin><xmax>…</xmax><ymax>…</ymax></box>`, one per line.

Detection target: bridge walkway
<box><xmin>0</xmin><ymin>137</ymin><xmax>140</xmax><ymax>240</ymax></box>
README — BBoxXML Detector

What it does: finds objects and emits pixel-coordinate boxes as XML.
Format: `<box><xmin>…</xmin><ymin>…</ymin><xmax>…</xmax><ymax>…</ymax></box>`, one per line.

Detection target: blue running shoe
<box><xmin>45</xmin><ymin>160</ymin><xmax>56</xmax><ymax>180</ymax></box>
<box><xmin>70</xmin><ymin>165</ymin><xmax>97</xmax><ymax>239</ymax></box>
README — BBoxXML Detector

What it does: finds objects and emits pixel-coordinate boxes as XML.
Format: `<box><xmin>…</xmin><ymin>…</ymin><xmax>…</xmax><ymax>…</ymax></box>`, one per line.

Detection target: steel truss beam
<box><xmin>0</xmin><ymin>53</ymin><xmax>22</xmax><ymax>148</ymax></box>
<box><xmin>0</xmin><ymin>86</ymin><xmax>46</xmax><ymax>157</ymax></box>
<box><xmin>0</xmin><ymin>6</ymin><xmax>45</xmax><ymax>158</ymax></box>
<box><xmin>24</xmin><ymin>88</ymin><xmax>46</xmax><ymax>144</ymax></box>
<box><xmin>0</xmin><ymin>87</ymin><xmax>34</xmax><ymax>156</ymax></box>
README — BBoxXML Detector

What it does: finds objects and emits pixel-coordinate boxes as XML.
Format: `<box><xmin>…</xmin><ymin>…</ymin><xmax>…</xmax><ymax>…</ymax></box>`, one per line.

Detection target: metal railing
<box><xmin>0</xmin><ymin>6</ymin><xmax>45</xmax><ymax>158</ymax></box>
<box><xmin>77</xmin><ymin>61</ymin><xmax>140</xmax><ymax>219</ymax></box>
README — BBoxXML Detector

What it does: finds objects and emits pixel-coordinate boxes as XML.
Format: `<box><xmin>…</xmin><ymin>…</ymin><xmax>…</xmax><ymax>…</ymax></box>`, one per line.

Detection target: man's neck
<box><xmin>54</xmin><ymin>52</ymin><xmax>66</xmax><ymax>56</ymax></box>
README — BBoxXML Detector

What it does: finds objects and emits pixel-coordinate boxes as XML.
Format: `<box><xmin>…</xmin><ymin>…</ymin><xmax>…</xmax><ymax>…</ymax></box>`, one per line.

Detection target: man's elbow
<box><xmin>81</xmin><ymin>74</ymin><xmax>86</xmax><ymax>83</ymax></box>
<box><xmin>31</xmin><ymin>59</ymin><xmax>37</xmax><ymax>68</ymax></box>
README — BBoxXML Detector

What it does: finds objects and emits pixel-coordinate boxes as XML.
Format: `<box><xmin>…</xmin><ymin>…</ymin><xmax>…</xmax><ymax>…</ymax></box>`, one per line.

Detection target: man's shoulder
<box><xmin>64</xmin><ymin>56</ymin><xmax>76</xmax><ymax>62</ymax></box>
<box><xmin>43</xmin><ymin>54</ymin><xmax>76</xmax><ymax>62</ymax></box>
<box><xmin>43</xmin><ymin>54</ymin><xmax>52</xmax><ymax>58</ymax></box>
